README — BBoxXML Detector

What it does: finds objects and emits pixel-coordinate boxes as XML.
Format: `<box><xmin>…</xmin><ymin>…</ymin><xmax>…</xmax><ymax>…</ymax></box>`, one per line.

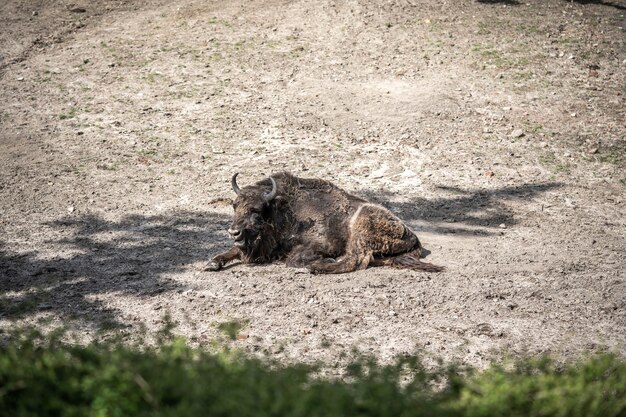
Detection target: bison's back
<box><xmin>271</xmin><ymin>173</ymin><xmax>365</xmax><ymax>256</ymax></box>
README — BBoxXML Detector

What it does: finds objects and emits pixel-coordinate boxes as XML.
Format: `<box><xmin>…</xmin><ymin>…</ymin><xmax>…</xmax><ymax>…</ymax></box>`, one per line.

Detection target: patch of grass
<box><xmin>473</xmin><ymin>46</ymin><xmax>529</xmax><ymax>69</ymax></box>
<box><xmin>558</xmin><ymin>37</ymin><xmax>579</xmax><ymax>45</ymax></box>
<box><xmin>477</xmin><ymin>21</ymin><xmax>491</xmax><ymax>35</ymax></box>
<box><xmin>208</xmin><ymin>52</ymin><xmax>223</xmax><ymax>61</ymax></box>
<box><xmin>59</xmin><ymin>108</ymin><xmax>77</xmax><ymax>120</ymax></box>
<box><xmin>264</xmin><ymin>39</ymin><xmax>281</xmax><ymax>48</ymax></box>
<box><xmin>517</xmin><ymin>24</ymin><xmax>539</xmax><ymax>34</ymax></box>
<box><xmin>596</xmin><ymin>144</ymin><xmax>626</xmax><ymax>166</ymax></box>
<box><xmin>216</xmin><ymin>320</ymin><xmax>247</xmax><ymax>340</ymax></box>
<box><xmin>0</xmin><ymin>330</ymin><xmax>625</xmax><ymax>417</ymax></box>
<box><xmin>512</xmin><ymin>71</ymin><xmax>533</xmax><ymax>80</ymax></box>
<box><xmin>207</xmin><ymin>16</ymin><xmax>231</xmax><ymax>27</ymax></box>
<box><xmin>143</xmin><ymin>72</ymin><xmax>168</xmax><ymax>84</ymax></box>
<box><xmin>234</xmin><ymin>40</ymin><xmax>246</xmax><ymax>51</ymax></box>
<box><xmin>527</xmin><ymin>123</ymin><xmax>544</xmax><ymax>134</ymax></box>
<box><xmin>539</xmin><ymin>151</ymin><xmax>556</xmax><ymax>165</ymax></box>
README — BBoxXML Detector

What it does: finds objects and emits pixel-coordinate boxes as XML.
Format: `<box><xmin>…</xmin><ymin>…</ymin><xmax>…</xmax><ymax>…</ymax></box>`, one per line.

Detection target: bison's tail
<box><xmin>379</xmin><ymin>249</ymin><xmax>445</xmax><ymax>272</ymax></box>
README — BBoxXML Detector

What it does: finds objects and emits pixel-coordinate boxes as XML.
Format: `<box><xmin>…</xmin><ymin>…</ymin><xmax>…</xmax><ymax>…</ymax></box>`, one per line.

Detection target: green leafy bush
<box><xmin>0</xmin><ymin>330</ymin><xmax>624</xmax><ymax>417</ymax></box>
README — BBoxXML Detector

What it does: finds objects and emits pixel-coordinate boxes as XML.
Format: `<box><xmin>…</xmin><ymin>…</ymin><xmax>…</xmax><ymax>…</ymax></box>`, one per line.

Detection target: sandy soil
<box><xmin>1</xmin><ymin>0</ymin><xmax>625</xmax><ymax>368</ymax></box>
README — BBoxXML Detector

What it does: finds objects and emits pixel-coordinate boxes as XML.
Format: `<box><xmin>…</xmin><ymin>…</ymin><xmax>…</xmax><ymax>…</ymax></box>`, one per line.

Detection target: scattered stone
<box><xmin>17</xmin><ymin>76</ymin><xmax>24</xmax><ymax>81</ymax></box>
<box><xmin>369</xmin><ymin>165</ymin><xmax>388</xmax><ymax>179</ymax></box>
<box><xmin>499</xmin><ymin>223</ymin><xmax>507</xmax><ymax>229</ymax></box>
<box><xmin>68</xmin><ymin>5</ymin><xmax>87</xmax><ymax>13</ymax></box>
<box><xmin>485</xmin><ymin>170</ymin><xmax>495</xmax><ymax>177</ymax></box>
<box><xmin>475</xmin><ymin>323</ymin><xmax>494</xmax><ymax>336</ymax></box>
<box><xmin>510</xmin><ymin>129</ymin><xmax>525</xmax><ymax>138</ymax></box>
<box><xmin>67</xmin><ymin>206</ymin><xmax>75</xmax><ymax>213</ymax></box>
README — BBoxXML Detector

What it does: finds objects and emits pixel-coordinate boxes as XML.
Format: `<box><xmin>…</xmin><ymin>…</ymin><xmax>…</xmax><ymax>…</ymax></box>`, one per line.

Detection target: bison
<box><xmin>206</xmin><ymin>172</ymin><xmax>443</xmax><ymax>274</ymax></box>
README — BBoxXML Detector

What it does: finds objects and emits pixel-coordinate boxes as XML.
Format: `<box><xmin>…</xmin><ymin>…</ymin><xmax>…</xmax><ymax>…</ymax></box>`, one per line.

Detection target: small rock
<box><xmin>68</xmin><ymin>5</ymin><xmax>87</xmax><ymax>13</ymax></box>
<box><xmin>67</xmin><ymin>206</ymin><xmax>75</xmax><ymax>213</ymax></box>
<box><xmin>389</xmin><ymin>310</ymin><xmax>397</xmax><ymax>317</ymax></box>
<box><xmin>475</xmin><ymin>323</ymin><xmax>494</xmax><ymax>336</ymax></box>
<box><xmin>32</xmin><ymin>11</ymin><xmax>38</xmax><ymax>16</ymax></box>
<box><xmin>17</xmin><ymin>76</ymin><xmax>24</xmax><ymax>81</ymax></box>
<box><xmin>587</xmin><ymin>147</ymin><xmax>599</xmax><ymax>154</ymax></box>
<box><xmin>499</xmin><ymin>223</ymin><xmax>507</xmax><ymax>229</ymax></box>
<box><xmin>369</xmin><ymin>165</ymin><xmax>388</xmax><ymax>179</ymax></box>
<box><xmin>510</xmin><ymin>129</ymin><xmax>525</xmax><ymax>138</ymax></box>
<box><xmin>484</xmin><ymin>170</ymin><xmax>495</xmax><ymax>177</ymax></box>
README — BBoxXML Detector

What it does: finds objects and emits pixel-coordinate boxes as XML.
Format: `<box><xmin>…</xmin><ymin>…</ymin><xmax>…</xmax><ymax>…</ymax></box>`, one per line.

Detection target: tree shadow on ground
<box><xmin>0</xmin><ymin>210</ymin><xmax>231</xmax><ymax>329</ymax></box>
<box><xmin>0</xmin><ymin>181</ymin><xmax>561</xmax><ymax>328</ymax></box>
<box><xmin>476</xmin><ymin>0</ymin><xmax>521</xmax><ymax>5</ymax></box>
<box><xmin>568</xmin><ymin>0</ymin><xmax>626</xmax><ymax>10</ymax></box>
<box><xmin>361</xmin><ymin>182</ymin><xmax>562</xmax><ymax>237</ymax></box>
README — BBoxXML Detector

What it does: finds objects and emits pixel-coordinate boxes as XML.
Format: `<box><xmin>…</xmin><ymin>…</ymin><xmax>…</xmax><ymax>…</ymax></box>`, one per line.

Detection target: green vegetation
<box><xmin>59</xmin><ymin>108</ymin><xmax>77</xmax><ymax>120</ymax></box>
<box><xmin>0</xmin><ymin>330</ymin><xmax>625</xmax><ymax>417</ymax></box>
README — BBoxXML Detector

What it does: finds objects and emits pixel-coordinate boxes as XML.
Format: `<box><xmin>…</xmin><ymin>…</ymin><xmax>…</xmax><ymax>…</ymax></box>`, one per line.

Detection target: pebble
<box><xmin>510</xmin><ymin>129</ymin><xmax>525</xmax><ymax>138</ymax></box>
<box><xmin>499</xmin><ymin>223</ymin><xmax>507</xmax><ymax>229</ymax></box>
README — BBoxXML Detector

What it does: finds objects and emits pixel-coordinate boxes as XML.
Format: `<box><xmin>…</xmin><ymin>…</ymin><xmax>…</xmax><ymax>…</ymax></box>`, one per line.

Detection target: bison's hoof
<box><xmin>204</xmin><ymin>261</ymin><xmax>222</xmax><ymax>271</ymax></box>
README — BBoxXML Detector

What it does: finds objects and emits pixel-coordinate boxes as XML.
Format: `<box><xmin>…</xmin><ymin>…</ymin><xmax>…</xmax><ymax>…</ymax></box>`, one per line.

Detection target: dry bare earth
<box><xmin>1</xmin><ymin>0</ymin><xmax>625</xmax><ymax>368</ymax></box>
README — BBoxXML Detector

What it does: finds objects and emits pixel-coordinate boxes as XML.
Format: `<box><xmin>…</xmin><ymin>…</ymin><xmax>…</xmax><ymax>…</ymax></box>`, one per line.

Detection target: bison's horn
<box><xmin>263</xmin><ymin>177</ymin><xmax>277</xmax><ymax>202</ymax></box>
<box><xmin>231</xmin><ymin>173</ymin><xmax>241</xmax><ymax>195</ymax></box>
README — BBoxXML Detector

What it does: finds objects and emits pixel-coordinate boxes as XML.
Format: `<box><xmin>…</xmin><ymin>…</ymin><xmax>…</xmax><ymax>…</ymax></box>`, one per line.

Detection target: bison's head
<box><xmin>228</xmin><ymin>173</ymin><xmax>277</xmax><ymax>251</ymax></box>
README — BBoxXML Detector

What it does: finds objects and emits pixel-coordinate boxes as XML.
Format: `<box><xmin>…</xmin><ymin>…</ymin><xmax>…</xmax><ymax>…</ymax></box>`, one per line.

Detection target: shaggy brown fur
<box><xmin>206</xmin><ymin>172</ymin><xmax>444</xmax><ymax>274</ymax></box>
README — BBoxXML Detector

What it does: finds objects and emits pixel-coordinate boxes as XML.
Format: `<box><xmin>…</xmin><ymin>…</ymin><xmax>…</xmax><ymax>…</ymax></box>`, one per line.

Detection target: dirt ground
<box><xmin>1</xmin><ymin>0</ymin><xmax>625</xmax><ymax>368</ymax></box>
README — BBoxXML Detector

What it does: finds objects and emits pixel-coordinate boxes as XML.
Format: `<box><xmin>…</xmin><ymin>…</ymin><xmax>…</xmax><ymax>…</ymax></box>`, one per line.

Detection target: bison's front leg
<box><xmin>205</xmin><ymin>246</ymin><xmax>241</xmax><ymax>271</ymax></box>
